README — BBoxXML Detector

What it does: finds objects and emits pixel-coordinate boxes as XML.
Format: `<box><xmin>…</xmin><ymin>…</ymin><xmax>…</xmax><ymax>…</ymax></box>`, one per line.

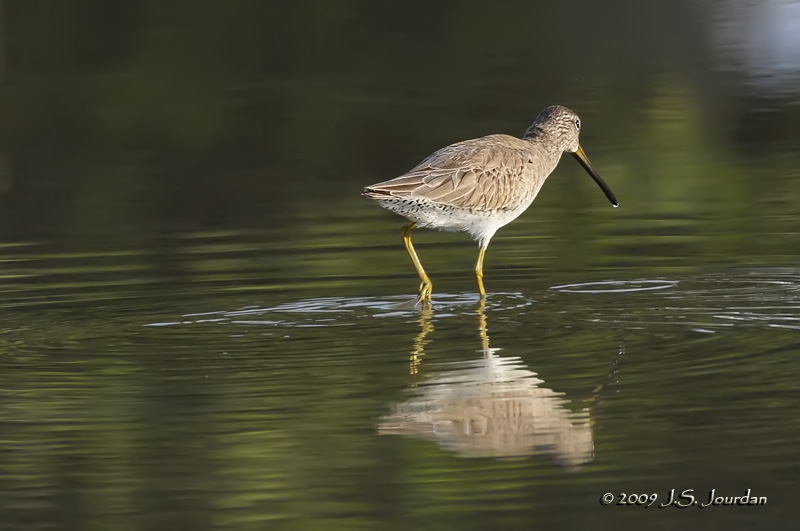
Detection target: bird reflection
<box><xmin>380</xmin><ymin>303</ymin><xmax>609</xmax><ymax>469</ymax></box>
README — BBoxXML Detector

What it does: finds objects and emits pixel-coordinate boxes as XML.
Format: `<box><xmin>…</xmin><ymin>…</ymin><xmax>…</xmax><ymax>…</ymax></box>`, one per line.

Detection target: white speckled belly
<box><xmin>377</xmin><ymin>194</ymin><xmax>536</xmax><ymax>243</ymax></box>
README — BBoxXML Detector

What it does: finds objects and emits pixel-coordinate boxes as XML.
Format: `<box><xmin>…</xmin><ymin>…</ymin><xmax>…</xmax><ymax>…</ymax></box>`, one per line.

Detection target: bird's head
<box><xmin>525</xmin><ymin>105</ymin><xmax>619</xmax><ymax>208</ymax></box>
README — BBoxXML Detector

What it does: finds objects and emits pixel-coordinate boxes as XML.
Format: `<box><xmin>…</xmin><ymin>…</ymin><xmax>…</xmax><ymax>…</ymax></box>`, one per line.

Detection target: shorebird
<box><xmin>363</xmin><ymin>105</ymin><xmax>618</xmax><ymax>303</ymax></box>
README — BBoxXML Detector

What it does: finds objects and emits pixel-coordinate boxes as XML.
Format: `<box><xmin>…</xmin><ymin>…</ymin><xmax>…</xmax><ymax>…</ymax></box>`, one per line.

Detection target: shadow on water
<box><xmin>377</xmin><ymin>303</ymin><xmax>625</xmax><ymax>468</ymax></box>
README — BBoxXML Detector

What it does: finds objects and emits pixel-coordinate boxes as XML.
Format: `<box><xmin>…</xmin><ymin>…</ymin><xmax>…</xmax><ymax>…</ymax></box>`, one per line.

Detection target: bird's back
<box><xmin>364</xmin><ymin>134</ymin><xmax>548</xmax><ymax>213</ymax></box>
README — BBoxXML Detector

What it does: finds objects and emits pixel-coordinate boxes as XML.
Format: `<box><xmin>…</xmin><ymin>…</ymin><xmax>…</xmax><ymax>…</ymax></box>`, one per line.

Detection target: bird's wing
<box><xmin>364</xmin><ymin>135</ymin><xmax>532</xmax><ymax>211</ymax></box>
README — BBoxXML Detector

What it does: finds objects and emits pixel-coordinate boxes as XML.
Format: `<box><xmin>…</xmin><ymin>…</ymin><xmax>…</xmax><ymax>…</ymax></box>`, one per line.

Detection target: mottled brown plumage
<box><xmin>364</xmin><ymin>105</ymin><xmax>618</xmax><ymax>303</ymax></box>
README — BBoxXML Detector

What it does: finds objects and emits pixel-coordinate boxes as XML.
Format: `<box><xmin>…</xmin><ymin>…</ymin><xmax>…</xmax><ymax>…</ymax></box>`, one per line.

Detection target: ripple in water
<box><xmin>144</xmin><ymin>292</ymin><xmax>536</xmax><ymax>328</ymax></box>
<box><xmin>551</xmin><ymin>279</ymin><xmax>680</xmax><ymax>294</ymax></box>
<box><xmin>143</xmin><ymin>270</ymin><xmax>800</xmax><ymax>336</ymax></box>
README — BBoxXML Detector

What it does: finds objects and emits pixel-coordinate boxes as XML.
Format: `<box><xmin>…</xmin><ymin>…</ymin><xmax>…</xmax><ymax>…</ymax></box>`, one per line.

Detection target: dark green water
<box><xmin>2</xmin><ymin>2</ymin><xmax>800</xmax><ymax>530</ymax></box>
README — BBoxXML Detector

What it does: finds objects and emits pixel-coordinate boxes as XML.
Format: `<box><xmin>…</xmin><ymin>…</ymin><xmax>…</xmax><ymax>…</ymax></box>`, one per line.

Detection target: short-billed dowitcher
<box><xmin>363</xmin><ymin>105</ymin><xmax>618</xmax><ymax>302</ymax></box>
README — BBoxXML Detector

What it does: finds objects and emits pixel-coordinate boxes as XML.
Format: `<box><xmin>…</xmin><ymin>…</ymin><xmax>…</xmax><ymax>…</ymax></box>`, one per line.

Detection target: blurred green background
<box><xmin>2</xmin><ymin>1</ymin><xmax>798</xmax><ymax>247</ymax></box>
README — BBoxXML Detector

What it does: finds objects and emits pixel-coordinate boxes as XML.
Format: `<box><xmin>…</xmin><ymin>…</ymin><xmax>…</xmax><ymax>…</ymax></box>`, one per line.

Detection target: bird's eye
<box><xmin>575</xmin><ymin>118</ymin><xmax>581</xmax><ymax>129</ymax></box>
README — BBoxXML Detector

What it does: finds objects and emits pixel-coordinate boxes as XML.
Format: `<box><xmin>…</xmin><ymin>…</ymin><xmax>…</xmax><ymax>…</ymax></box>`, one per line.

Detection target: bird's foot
<box><xmin>416</xmin><ymin>280</ymin><xmax>433</xmax><ymax>304</ymax></box>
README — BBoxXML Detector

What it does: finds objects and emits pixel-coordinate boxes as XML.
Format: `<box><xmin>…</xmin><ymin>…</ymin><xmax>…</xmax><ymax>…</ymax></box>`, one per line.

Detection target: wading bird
<box><xmin>363</xmin><ymin>105</ymin><xmax>618</xmax><ymax>303</ymax></box>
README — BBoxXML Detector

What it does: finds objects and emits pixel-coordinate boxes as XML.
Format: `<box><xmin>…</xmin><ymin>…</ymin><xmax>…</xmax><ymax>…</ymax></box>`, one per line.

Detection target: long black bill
<box><xmin>572</xmin><ymin>145</ymin><xmax>619</xmax><ymax>207</ymax></box>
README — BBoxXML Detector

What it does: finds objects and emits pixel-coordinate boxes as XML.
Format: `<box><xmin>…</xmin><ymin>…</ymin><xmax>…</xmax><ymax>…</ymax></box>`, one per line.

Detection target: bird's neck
<box><xmin>522</xmin><ymin>129</ymin><xmax>564</xmax><ymax>172</ymax></box>
<box><xmin>522</xmin><ymin>123</ymin><xmax>545</xmax><ymax>141</ymax></box>
<box><xmin>523</xmin><ymin>125</ymin><xmax>561</xmax><ymax>150</ymax></box>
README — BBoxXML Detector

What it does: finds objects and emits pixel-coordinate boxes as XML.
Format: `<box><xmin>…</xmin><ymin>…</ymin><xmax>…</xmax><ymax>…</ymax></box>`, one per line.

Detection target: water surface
<box><xmin>2</xmin><ymin>2</ymin><xmax>800</xmax><ymax>530</ymax></box>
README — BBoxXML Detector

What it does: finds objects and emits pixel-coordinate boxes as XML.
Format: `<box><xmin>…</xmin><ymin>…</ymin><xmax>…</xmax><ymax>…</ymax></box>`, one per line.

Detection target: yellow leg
<box><xmin>474</xmin><ymin>245</ymin><xmax>487</xmax><ymax>299</ymax></box>
<box><xmin>401</xmin><ymin>222</ymin><xmax>433</xmax><ymax>302</ymax></box>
